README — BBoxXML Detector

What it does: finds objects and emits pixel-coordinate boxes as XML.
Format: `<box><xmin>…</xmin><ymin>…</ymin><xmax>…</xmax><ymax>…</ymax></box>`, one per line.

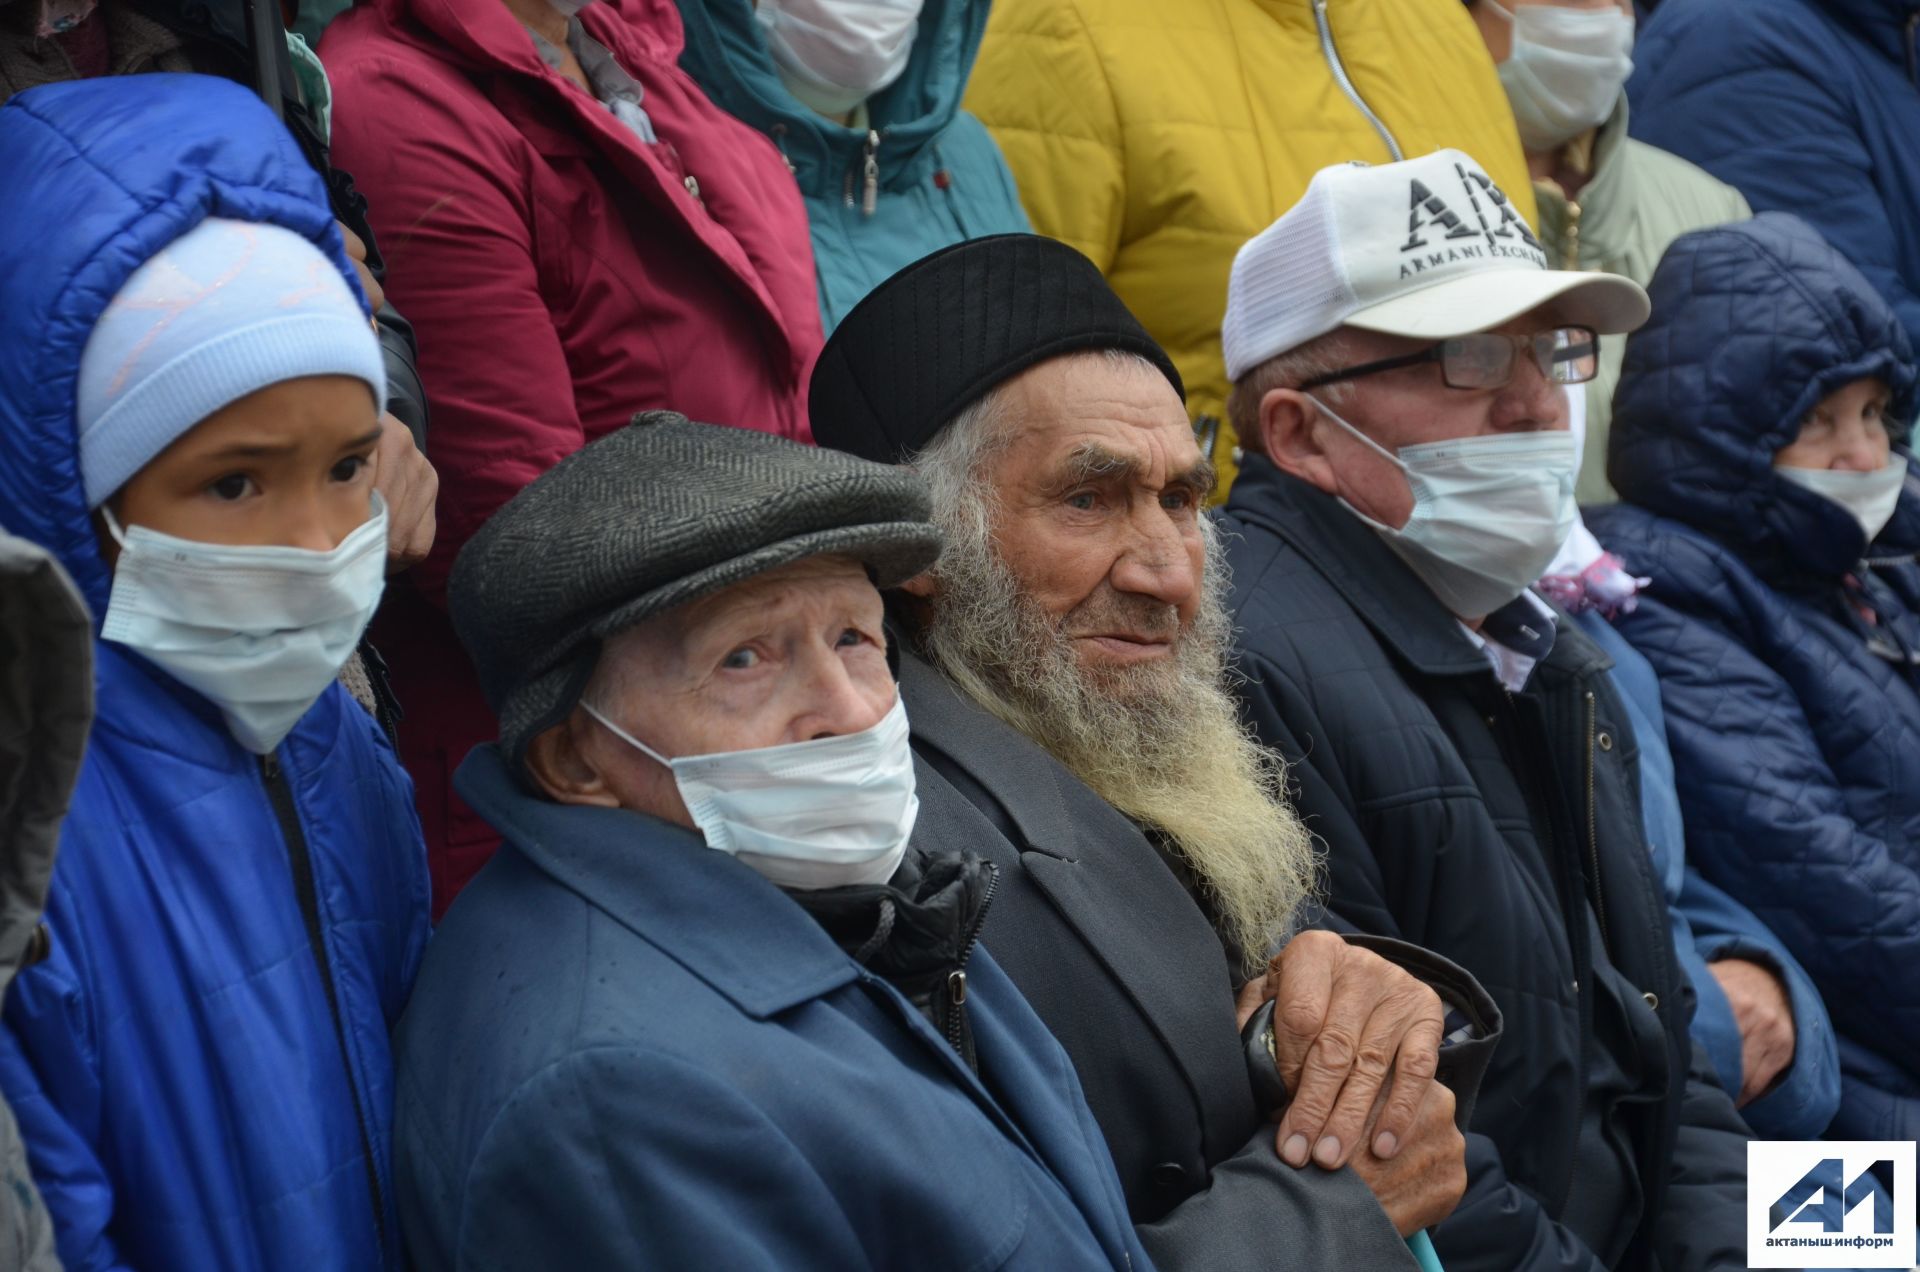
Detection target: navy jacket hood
<box><xmin>0</xmin><ymin>74</ymin><xmax>370</xmax><ymax>619</ymax></box>
<box><xmin>1608</xmin><ymin>212</ymin><xmax>1920</xmax><ymax>580</ymax></box>
<box><xmin>1819</xmin><ymin>0</ymin><xmax>1920</xmax><ymax>66</ymax></box>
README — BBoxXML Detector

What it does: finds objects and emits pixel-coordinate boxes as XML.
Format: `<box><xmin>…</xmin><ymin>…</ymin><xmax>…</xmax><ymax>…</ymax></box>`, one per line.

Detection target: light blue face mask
<box><xmin>99</xmin><ymin>497</ymin><xmax>389</xmax><ymax>754</ymax></box>
<box><xmin>1777</xmin><ymin>455</ymin><xmax>1910</xmax><ymax>548</ymax></box>
<box><xmin>581</xmin><ymin>692</ymin><xmax>918</xmax><ymax>890</ymax></box>
<box><xmin>1316</xmin><ymin>398</ymin><xmax>1579</xmax><ymax>619</ymax></box>
<box><xmin>1487</xmin><ymin>0</ymin><xmax>1635</xmax><ymax>152</ymax></box>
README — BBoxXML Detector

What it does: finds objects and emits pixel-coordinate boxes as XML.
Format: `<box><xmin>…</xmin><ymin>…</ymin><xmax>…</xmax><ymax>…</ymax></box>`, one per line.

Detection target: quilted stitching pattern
<box><xmin>1590</xmin><ymin>214</ymin><xmax>1920</xmax><ymax>1141</ymax></box>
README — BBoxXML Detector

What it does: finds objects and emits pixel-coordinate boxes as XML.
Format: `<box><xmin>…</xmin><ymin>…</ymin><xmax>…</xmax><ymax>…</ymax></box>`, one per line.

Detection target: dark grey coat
<box><xmin>0</xmin><ymin>532</ymin><xmax>91</xmax><ymax>1272</ymax></box>
<box><xmin>899</xmin><ymin>646</ymin><xmax>1427</xmax><ymax>1270</ymax></box>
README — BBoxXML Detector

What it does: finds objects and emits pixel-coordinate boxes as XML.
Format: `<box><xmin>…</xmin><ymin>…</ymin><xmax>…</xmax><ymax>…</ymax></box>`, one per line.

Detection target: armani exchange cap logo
<box><xmin>1400</xmin><ymin>160</ymin><xmax>1547</xmax><ymax>279</ymax></box>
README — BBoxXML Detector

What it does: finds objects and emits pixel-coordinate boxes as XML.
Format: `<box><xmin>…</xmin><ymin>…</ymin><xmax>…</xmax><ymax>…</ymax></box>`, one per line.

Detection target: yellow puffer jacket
<box><xmin>966</xmin><ymin>0</ymin><xmax>1535</xmax><ymax>494</ymax></box>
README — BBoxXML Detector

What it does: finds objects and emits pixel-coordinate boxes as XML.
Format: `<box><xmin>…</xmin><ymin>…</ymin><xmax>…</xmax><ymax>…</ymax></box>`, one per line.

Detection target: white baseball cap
<box><xmin>1221</xmin><ymin>149</ymin><xmax>1650</xmax><ymax>382</ymax></box>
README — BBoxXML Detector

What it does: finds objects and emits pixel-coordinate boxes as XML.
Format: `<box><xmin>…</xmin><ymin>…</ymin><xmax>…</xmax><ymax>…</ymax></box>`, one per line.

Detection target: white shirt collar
<box><xmin>1457</xmin><ymin>590</ymin><xmax>1559</xmax><ymax>693</ymax></box>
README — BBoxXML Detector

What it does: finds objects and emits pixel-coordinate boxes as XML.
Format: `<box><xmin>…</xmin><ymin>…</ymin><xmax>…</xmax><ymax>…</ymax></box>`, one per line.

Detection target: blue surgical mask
<box><xmin>754</xmin><ymin>0</ymin><xmax>923</xmax><ymax>118</ymax></box>
<box><xmin>1317</xmin><ymin>398</ymin><xmax>1579</xmax><ymax>619</ymax></box>
<box><xmin>581</xmin><ymin>692</ymin><xmax>917</xmax><ymax>890</ymax></box>
<box><xmin>100</xmin><ymin>497</ymin><xmax>388</xmax><ymax>754</ymax></box>
<box><xmin>1488</xmin><ymin>0</ymin><xmax>1635</xmax><ymax>152</ymax></box>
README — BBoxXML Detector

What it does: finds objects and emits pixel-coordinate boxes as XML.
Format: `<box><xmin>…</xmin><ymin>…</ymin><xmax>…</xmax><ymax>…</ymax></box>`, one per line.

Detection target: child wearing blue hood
<box><xmin>1591</xmin><ymin>212</ymin><xmax>1920</xmax><ymax>1151</ymax></box>
<box><xmin>0</xmin><ymin>74</ymin><xmax>430</xmax><ymax>1271</ymax></box>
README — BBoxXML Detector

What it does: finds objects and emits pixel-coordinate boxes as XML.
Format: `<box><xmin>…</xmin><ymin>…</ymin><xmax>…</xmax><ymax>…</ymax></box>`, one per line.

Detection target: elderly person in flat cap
<box><xmin>391</xmin><ymin>414</ymin><xmax>1152</xmax><ymax>1271</ymax></box>
<box><xmin>1214</xmin><ymin>150</ymin><xmax>1752</xmax><ymax>1269</ymax></box>
<box><xmin>810</xmin><ymin>233</ymin><xmax>1495</xmax><ymax>1269</ymax></box>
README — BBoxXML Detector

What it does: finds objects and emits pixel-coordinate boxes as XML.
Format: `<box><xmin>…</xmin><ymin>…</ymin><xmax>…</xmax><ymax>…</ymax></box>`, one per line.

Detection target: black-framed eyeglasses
<box><xmin>1299</xmin><ymin>326</ymin><xmax>1600</xmax><ymax>392</ymax></box>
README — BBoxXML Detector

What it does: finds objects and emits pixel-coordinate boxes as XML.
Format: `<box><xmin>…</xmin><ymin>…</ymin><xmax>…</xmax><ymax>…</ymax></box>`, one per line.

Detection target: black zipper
<box><xmin>1906</xmin><ymin>10</ymin><xmax>1918</xmax><ymax>86</ymax></box>
<box><xmin>261</xmin><ymin>753</ymin><xmax>388</xmax><ymax>1252</ymax></box>
<box><xmin>1493</xmin><ymin>687</ymin><xmax>1591</xmax><ymax>1218</ymax></box>
<box><xmin>939</xmin><ymin>863</ymin><xmax>999</xmax><ymax>1069</ymax></box>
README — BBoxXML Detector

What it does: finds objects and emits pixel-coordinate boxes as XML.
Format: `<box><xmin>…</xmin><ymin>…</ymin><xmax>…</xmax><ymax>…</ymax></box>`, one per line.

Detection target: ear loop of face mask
<box><xmin>100</xmin><ymin>503</ymin><xmax>131</xmax><ymax>548</ymax></box>
<box><xmin>579</xmin><ymin>699</ymin><xmax>675</xmax><ymax>766</ymax></box>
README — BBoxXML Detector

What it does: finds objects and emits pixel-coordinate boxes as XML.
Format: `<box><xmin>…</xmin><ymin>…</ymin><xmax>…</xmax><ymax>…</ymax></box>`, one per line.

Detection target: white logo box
<box><xmin>1746</xmin><ymin>1140</ymin><xmax>1916</xmax><ymax>1268</ymax></box>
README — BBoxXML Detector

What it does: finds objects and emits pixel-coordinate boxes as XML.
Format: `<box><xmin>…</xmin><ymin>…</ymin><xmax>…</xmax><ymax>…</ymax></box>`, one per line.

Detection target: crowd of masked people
<box><xmin>1</xmin><ymin>0</ymin><xmax>1917</xmax><ymax>1265</ymax></box>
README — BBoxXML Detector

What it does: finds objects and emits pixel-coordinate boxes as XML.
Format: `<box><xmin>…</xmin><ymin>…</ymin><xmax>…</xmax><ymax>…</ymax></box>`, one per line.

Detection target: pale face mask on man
<box><xmin>1487</xmin><ymin>0</ymin><xmax>1635</xmax><ymax>152</ymax></box>
<box><xmin>99</xmin><ymin>496</ymin><xmax>389</xmax><ymax>755</ymax></box>
<box><xmin>1316</xmin><ymin>397</ymin><xmax>1580</xmax><ymax>619</ymax></box>
<box><xmin>581</xmin><ymin>692</ymin><xmax>918</xmax><ymax>890</ymax></box>
<box><xmin>754</xmin><ymin>0</ymin><xmax>924</xmax><ymax>118</ymax></box>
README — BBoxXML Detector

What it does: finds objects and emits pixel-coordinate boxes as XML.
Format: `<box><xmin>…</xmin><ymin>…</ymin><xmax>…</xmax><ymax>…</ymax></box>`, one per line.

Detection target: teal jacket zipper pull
<box><xmin>861</xmin><ymin>128</ymin><xmax>880</xmax><ymax>216</ymax></box>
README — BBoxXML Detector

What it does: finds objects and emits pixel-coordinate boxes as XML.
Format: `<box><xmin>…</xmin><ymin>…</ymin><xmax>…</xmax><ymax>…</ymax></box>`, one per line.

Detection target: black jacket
<box><xmin>900</xmin><ymin>645</ymin><xmax>1492</xmax><ymax>1271</ymax></box>
<box><xmin>1219</xmin><ymin>456</ymin><xmax>1751</xmax><ymax>1272</ymax></box>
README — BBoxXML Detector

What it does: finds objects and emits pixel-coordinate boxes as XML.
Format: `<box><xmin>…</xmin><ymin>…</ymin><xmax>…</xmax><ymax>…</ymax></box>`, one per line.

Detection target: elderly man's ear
<box><xmin>1258</xmin><ymin>388</ymin><xmax>1341</xmax><ymax>497</ymax></box>
<box><xmin>895</xmin><ymin>571</ymin><xmax>939</xmax><ymax>599</ymax></box>
<box><xmin>525</xmin><ymin>712</ymin><xmax>623</xmax><ymax>809</ymax></box>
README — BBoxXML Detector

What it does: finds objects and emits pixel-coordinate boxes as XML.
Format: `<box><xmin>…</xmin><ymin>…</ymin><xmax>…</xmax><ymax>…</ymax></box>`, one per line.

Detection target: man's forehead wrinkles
<box><xmin>676</xmin><ymin>562</ymin><xmax>875</xmax><ymax>630</ymax></box>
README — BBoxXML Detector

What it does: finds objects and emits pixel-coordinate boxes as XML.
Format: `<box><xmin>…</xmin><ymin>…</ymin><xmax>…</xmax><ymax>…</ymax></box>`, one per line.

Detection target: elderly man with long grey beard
<box><xmin>809</xmin><ymin>234</ymin><xmax>1501</xmax><ymax>1270</ymax></box>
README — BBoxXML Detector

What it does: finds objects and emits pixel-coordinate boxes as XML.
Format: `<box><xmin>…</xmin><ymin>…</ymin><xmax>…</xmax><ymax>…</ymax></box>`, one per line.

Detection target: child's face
<box><xmin>1774</xmin><ymin>377</ymin><xmax>1893</xmax><ymax>473</ymax></box>
<box><xmin>100</xmin><ymin>375</ymin><xmax>382</xmax><ymax>565</ymax></box>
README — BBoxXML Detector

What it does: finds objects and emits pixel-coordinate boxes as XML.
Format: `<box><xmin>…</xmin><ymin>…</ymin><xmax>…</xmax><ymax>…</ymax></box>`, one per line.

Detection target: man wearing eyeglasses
<box><xmin>1217</xmin><ymin>150</ymin><xmax>1755</xmax><ymax>1271</ymax></box>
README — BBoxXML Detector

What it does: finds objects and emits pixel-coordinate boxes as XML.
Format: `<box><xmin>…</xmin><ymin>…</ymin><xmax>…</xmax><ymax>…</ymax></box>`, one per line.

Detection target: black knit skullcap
<box><xmin>809</xmin><ymin>234</ymin><xmax>1185</xmax><ymax>463</ymax></box>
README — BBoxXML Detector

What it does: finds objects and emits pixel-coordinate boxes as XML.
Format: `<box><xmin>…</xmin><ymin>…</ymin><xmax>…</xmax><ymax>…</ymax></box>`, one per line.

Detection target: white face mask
<box><xmin>1318</xmin><ymin>398</ymin><xmax>1579</xmax><ymax>619</ymax></box>
<box><xmin>754</xmin><ymin>0</ymin><xmax>923</xmax><ymax>118</ymax></box>
<box><xmin>100</xmin><ymin>496</ymin><xmax>389</xmax><ymax>754</ymax></box>
<box><xmin>1488</xmin><ymin>0</ymin><xmax>1635</xmax><ymax>152</ymax></box>
<box><xmin>1777</xmin><ymin>455</ymin><xmax>1909</xmax><ymax>548</ymax></box>
<box><xmin>581</xmin><ymin>691</ymin><xmax>917</xmax><ymax>890</ymax></box>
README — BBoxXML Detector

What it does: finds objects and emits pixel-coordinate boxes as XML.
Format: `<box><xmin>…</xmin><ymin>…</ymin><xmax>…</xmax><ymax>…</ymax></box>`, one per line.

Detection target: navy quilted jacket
<box><xmin>1589</xmin><ymin>213</ymin><xmax>1920</xmax><ymax>1145</ymax></box>
<box><xmin>1629</xmin><ymin>0</ymin><xmax>1920</xmax><ymax>356</ymax></box>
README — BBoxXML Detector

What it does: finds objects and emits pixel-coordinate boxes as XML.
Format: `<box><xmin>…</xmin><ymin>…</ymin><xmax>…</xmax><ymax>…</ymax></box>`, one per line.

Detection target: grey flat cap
<box><xmin>449</xmin><ymin>412</ymin><xmax>943</xmax><ymax>773</ymax></box>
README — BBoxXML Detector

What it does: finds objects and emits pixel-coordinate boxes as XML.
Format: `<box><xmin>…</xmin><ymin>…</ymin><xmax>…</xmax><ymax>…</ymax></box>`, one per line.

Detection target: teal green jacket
<box><xmin>675</xmin><ymin>0</ymin><xmax>1028</xmax><ymax>331</ymax></box>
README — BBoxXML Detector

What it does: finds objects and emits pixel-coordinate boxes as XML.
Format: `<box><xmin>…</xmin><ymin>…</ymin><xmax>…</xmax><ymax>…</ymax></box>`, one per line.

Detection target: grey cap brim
<box><xmin>499</xmin><ymin>520</ymin><xmax>941</xmax><ymax>776</ymax></box>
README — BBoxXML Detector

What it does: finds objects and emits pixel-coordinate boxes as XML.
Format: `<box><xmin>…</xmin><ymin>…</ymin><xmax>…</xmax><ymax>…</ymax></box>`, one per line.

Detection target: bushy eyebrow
<box><xmin>1056</xmin><ymin>442</ymin><xmax>1217</xmax><ymax>499</ymax></box>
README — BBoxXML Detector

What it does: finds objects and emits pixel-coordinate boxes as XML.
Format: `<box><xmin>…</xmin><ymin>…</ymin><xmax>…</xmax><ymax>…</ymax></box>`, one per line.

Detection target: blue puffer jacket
<box><xmin>0</xmin><ymin>75</ymin><xmax>432</xmax><ymax>1270</ymax></box>
<box><xmin>1629</xmin><ymin>0</ymin><xmax>1920</xmax><ymax>356</ymax></box>
<box><xmin>1589</xmin><ymin>213</ymin><xmax>1920</xmax><ymax>1145</ymax></box>
<box><xmin>674</xmin><ymin>0</ymin><xmax>1029</xmax><ymax>330</ymax></box>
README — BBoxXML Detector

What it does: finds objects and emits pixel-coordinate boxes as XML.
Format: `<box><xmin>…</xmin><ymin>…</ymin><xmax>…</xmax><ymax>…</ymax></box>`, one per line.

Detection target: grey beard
<box><xmin>918</xmin><ymin>517</ymin><xmax>1319</xmax><ymax>974</ymax></box>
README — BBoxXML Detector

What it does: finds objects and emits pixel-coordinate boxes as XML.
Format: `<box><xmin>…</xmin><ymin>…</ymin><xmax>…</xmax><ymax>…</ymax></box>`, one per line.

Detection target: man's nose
<box><xmin>1108</xmin><ymin>511</ymin><xmax>1200</xmax><ymax>611</ymax></box>
<box><xmin>795</xmin><ymin>652</ymin><xmax>890</xmax><ymax>742</ymax></box>
<box><xmin>1495</xmin><ymin>352</ymin><xmax>1569</xmax><ymax>432</ymax></box>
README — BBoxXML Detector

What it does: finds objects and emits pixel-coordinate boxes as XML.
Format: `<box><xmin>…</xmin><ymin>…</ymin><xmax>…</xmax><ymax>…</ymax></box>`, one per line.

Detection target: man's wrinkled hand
<box><xmin>1709</xmin><ymin>957</ymin><xmax>1795</xmax><ymax>1105</ymax></box>
<box><xmin>372</xmin><ymin>413</ymin><xmax>437</xmax><ymax>573</ymax></box>
<box><xmin>338</xmin><ymin>221</ymin><xmax>385</xmax><ymax>315</ymax></box>
<box><xmin>1248</xmin><ymin>931</ymin><xmax>1446</xmax><ymax>1171</ymax></box>
<box><xmin>1347</xmin><ymin>1079</ymin><xmax>1466</xmax><ymax>1236</ymax></box>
